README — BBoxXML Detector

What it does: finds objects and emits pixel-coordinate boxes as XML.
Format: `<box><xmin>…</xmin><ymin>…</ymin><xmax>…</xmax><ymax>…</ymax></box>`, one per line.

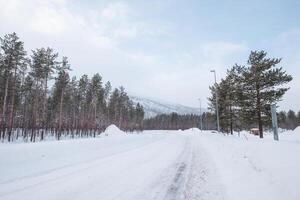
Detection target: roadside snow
<box><xmin>194</xmin><ymin>128</ymin><xmax>300</xmax><ymax>200</ymax></box>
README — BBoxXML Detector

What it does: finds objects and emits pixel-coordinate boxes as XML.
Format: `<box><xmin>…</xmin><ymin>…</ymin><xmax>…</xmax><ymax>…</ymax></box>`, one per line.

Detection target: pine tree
<box><xmin>287</xmin><ymin>110</ymin><xmax>297</xmax><ymax>130</ymax></box>
<box><xmin>54</xmin><ymin>57</ymin><xmax>71</xmax><ymax>140</ymax></box>
<box><xmin>31</xmin><ymin>47</ymin><xmax>58</xmax><ymax>140</ymax></box>
<box><xmin>108</xmin><ymin>88</ymin><xmax>120</xmax><ymax>125</ymax></box>
<box><xmin>208</xmin><ymin>83</ymin><xmax>219</xmax><ymax>130</ymax></box>
<box><xmin>21</xmin><ymin>75</ymin><xmax>35</xmax><ymax>140</ymax></box>
<box><xmin>77</xmin><ymin>75</ymin><xmax>89</xmax><ymax>136</ymax></box>
<box><xmin>88</xmin><ymin>73</ymin><xmax>104</xmax><ymax>136</ymax></box>
<box><xmin>0</xmin><ymin>33</ymin><xmax>27</xmax><ymax>141</ymax></box>
<box><xmin>135</xmin><ymin>103</ymin><xmax>144</xmax><ymax>130</ymax></box>
<box><xmin>278</xmin><ymin>111</ymin><xmax>287</xmax><ymax>129</ymax></box>
<box><xmin>104</xmin><ymin>81</ymin><xmax>112</xmax><ymax>125</ymax></box>
<box><xmin>240</xmin><ymin>51</ymin><xmax>292</xmax><ymax>138</ymax></box>
<box><xmin>208</xmin><ymin>73</ymin><xmax>238</xmax><ymax>134</ymax></box>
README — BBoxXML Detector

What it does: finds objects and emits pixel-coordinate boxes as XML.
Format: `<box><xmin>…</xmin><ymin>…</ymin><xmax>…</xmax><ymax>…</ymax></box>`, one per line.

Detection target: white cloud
<box><xmin>101</xmin><ymin>2</ymin><xmax>130</xmax><ymax>20</ymax></box>
<box><xmin>0</xmin><ymin>0</ymin><xmax>69</xmax><ymax>34</ymax></box>
<box><xmin>29</xmin><ymin>7</ymin><xmax>67</xmax><ymax>34</ymax></box>
<box><xmin>201</xmin><ymin>41</ymin><xmax>247</xmax><ymax>61</ymax></box>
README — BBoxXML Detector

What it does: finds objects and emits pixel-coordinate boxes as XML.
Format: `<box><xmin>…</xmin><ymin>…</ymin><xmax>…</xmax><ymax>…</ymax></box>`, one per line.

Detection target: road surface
<box><xmin>0</xmin><ymin>130</ymin><xmax>224</xmax><ymax>200</ymax></box>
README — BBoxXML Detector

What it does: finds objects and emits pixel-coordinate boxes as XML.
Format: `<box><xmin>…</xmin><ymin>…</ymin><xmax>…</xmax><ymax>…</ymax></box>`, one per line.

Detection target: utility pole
<box><xmin>271</xmin><ymin>104</ymin><xmax>279</xmax><ymax>141</ymax></box>
<box><xmin>198</xmin><ymin>98</ymin><xmax>203</xmax><ymax>132</ymax></box>
<box><xmin>210</xmin><ymin>70</ymin><xmax>220</xmax><ymax>132</ymax></box>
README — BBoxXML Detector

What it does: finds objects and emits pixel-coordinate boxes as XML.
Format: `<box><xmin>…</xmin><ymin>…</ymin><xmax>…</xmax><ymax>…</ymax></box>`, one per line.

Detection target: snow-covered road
<box><xmin>0</xmin><ymin>130</ymin><xmax>224</xmax><ymax>200</ymax></box>
<box><xmin>1</xmin><ymin>128</ymin><xmax>300</xmax><ymax>200</ymax></box>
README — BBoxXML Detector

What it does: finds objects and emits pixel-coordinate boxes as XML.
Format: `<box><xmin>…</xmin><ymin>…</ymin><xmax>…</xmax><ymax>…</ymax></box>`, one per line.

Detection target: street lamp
<box><xmin>198</xmin><ymin>98</ymin><xmax>203</xmax><ymax>132</ymax></box>
<box><xmin>210</xmin><ymin>70</ymin><xmax>220</xmax><ymax>132</ymax></box>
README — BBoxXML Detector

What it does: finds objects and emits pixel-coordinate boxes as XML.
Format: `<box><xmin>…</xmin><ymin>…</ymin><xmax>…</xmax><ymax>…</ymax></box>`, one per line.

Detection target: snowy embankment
<box><xmin>0</xmin><ymin>125</ymin><xmax>300</xmax><ymax>200</ymax></box>
<box><xmin>193</xmin><ymin>128</ymin><xmax>300</xmax><ymax>200</ymax></box>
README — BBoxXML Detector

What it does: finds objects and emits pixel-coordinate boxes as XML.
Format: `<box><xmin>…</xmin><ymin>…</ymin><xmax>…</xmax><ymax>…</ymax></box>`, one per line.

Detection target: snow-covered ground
<box><xmin>1</xmin><ymin>126</ymin><xmax>300</xmax><ymax>200</ymax></box>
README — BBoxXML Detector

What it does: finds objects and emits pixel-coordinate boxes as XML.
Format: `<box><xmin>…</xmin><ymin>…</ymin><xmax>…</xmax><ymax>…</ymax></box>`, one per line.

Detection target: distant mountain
<box><xmin>130</xmin><ymin>96</ymin><xmax>203</xmax><ymax>118</ymax></box>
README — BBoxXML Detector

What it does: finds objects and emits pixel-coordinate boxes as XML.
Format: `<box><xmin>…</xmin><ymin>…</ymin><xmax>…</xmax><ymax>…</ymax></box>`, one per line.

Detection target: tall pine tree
<box><xmin>241</xmin><ymin>51</ymin><xmax>292</xmax><ymax>138</ymax></box>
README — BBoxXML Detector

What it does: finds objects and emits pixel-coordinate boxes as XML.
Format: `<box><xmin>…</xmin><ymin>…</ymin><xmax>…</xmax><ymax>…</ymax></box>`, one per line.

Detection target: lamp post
<box><xmin>210</xmin><ymin>70</ymin><xmax>220</xmax><ymax>132</ymax></box>
<box><xmin>198</xmin><ymin>98</ymin><xmax>203</xmax><ymax>132</ymax></box>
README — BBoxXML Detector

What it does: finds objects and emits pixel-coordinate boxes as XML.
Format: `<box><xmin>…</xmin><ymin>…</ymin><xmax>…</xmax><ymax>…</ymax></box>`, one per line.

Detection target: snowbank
<box><xmin>184</xmin><ymin>127</ymin><xmax>201</xmax><ymax>132</ymax></box>
<box><xmin>103</xmin><ymin>124</ymin><xmax>125</xmax><ymax>136</ymax></box>
<box><xmin>293</xmin><ymin>126</ymin><xmax>300</xmax><ymax>132</ymax></box>
<box><xmin>188</xmin><ymin>129</ymin><xmax>300</xmax><ymax>200</ymax></box>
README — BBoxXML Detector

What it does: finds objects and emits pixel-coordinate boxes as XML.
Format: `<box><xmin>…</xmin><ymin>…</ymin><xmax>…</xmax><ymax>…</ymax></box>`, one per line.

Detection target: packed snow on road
<box><xmin>1</xmin><ymin>125</ymin><xmax>300</xmax><ymax>200</ymax></box>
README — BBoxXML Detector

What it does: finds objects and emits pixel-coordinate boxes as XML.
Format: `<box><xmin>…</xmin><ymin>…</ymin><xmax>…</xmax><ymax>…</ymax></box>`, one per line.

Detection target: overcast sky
<box><xmin>1</xmin><ymin>0</ymin><xmax>300</xmax><ymax>111</ymax></box>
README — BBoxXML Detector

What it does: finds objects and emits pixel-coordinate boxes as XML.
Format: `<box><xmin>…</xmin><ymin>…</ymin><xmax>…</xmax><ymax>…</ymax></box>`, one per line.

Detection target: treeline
<box><xmin>143</xmin><ymin>112</ymin><xmax>216</xmax><ymax>130</ymax></box>
<box><xmin>0</xmin><ymin>32</ymin><xmax>144</xmax><ymax>142</ymax></box>
<box><xmin>208</xmin><ymin>50</ymin><xmax>292</xmax><ymax>138</ymax></box>
<box><xmin>278</xmin><ymin>110</ymin><xmax>300</xmax><ymax>130</ymax></box>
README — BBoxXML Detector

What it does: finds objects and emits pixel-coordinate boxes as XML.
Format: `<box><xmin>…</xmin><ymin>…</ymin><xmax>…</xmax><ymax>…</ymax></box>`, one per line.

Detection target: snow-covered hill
<box><xmin>130</xmin><ymin>96</ymin><xmax>203</xmax><ymax>118</ymax></box>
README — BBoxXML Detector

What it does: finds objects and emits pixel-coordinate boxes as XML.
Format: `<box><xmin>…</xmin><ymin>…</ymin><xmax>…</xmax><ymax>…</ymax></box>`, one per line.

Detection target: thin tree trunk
<box><xmin>256</xmin><ymin>87</ymin><xmax>263</xmax><ymax>138</ymax></box>
<box><xmin>58</xmin><ymin>87</ymin><xmax>64</xmax><ymax>140</ymax></box>
<box><xmin>230</xmin><ymin>103</ymin><xmax>233</xmax><ymax>135</ymax></box>
<box><xmin>8</xmin><ymin>68</ymin><xmax>17</xmax><ymax>142</ymax></box>
<box><xmin>41</xmin><ymin>76</ymin><xmax>48</xmax><ymax>140</ymax></box>
<box><xmin>94</xmin><ymin>100</ymin><xmax>97</xmax><ymax>137</ymax></box>
<box><xmin>31</xmin><ymin>80</ymin><xmax>39</xmax><ymax>142</ymax></box>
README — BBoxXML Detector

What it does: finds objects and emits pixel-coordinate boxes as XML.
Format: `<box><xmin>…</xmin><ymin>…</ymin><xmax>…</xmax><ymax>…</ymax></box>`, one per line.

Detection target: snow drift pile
<box><xmin>103</xmin><ymin>124</ymin><xmax>125</xmax><ymax>136</ymax></box>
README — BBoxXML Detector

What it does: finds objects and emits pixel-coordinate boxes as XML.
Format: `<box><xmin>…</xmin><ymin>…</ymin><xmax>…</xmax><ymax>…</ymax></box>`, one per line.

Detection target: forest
<box><xmin>143</xmin><ymin>112</ymin><xmax>215</xmax><ymax>130</ymax></box>
<box><xmin>0</xmin><ymin>33</ymin><xmax>144</xmax><ymax>142</ymax></box>
<box><xmin>143</xmin><ymin>110</ymin><xmax>300</xmax><ymax>132</ymax></box>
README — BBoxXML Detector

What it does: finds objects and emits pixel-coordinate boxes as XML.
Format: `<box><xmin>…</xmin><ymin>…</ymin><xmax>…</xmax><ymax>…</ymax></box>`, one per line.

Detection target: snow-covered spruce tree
<box><xmin>239</xmin><ymin>50</ymin><xmax>292</xmax><ymax>138</ymax></box>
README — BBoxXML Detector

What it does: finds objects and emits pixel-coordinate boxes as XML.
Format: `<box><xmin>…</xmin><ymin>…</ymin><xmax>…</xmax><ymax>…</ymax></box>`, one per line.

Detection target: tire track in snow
<box><xmin>138</xmin><ymin>135</ymin><xmax>193</xmax><ymax>200</ymax></box>
<box><xmin>162</xmin><ymin>135</ymin><xmax>193</xmax><ymax>200</ymax></box>
<box><xmin>164</xmin><ymin>162</ymin><xmax>187</xmax><ymax>200</ymax></box>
